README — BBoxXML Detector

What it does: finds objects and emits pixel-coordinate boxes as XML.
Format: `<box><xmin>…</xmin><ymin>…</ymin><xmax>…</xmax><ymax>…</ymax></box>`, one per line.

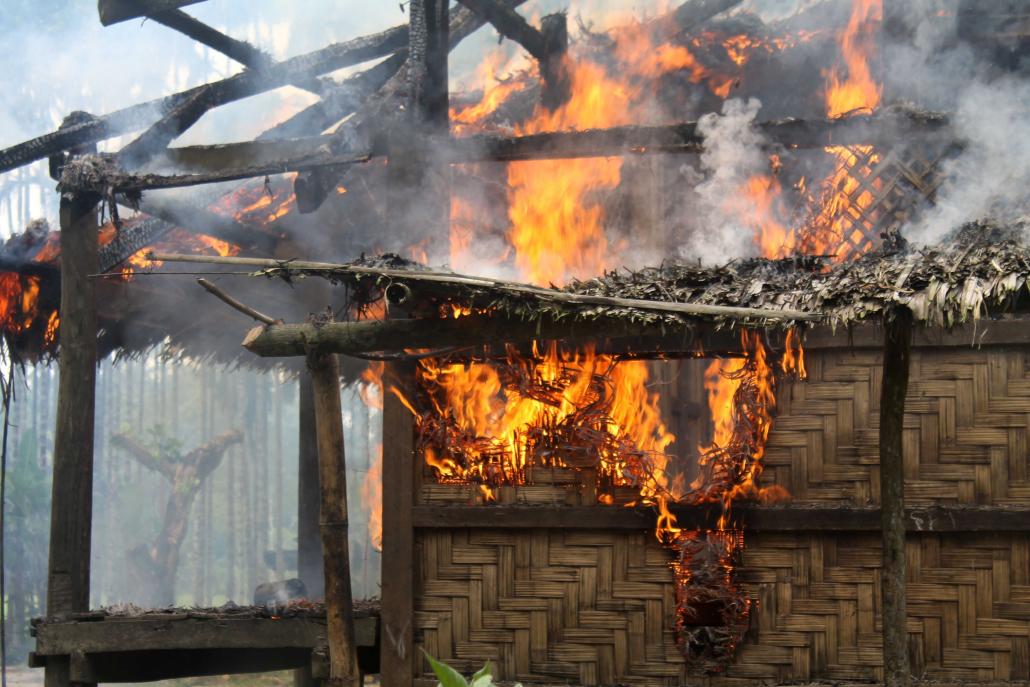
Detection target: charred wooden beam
<box><xmin>45</xmin><ymin>191</ymin><xmax>99</xmax><ymax>687</ymax></box>
<box><xmin>146</xmin><ymin>10</ymin><xmax>327</xmax><ymax>98</ymax></box>
<box><xmin>451</xmin><ymin>108</ymin><xmax>953</xmax><ymax>161</ymax></box>
<box><xmin>63</xmin><ymin>149</ymin><xmax>371</xmax><ymax>194</ymax></box>
<box><xmin>149</xmin><ymin>9</ymin><xmax>272</xmax><ymax>70</ymax></box>
<box><xmin>880</xmin><ymin>306</ymin><xmax>913</xmax><ymax>687</ymax></box>
<box><xmin>458</xmin><ymin>0</ymin><xmax>549</xmax><ymax>58</ymax></box>
<box><xmin>256</xmin><ymin>51</ymin><xmax>407</xmax><ymax>142</ymax></box>
<box><xmin>161</xmin><ymin>137</ymin><xmax>329</xmax><ymax>174</ymax></box>
<box><xmin>118</xmin><ymin>88</ymin><xmax>215</xmax><ymax>169</ymax></box>
<box><xmin>293</xmin><ymin>0</ymin><xmax>526</xmax><ymax>213</ymax></box>
<box><xmin>96</xmin><ymin>216</ymin><xmax>169</xmax><ymax>272</ymax></box>
<box><xmin>80</xmin><ymin>109</ymin><xmax>951</xmax><ymax>193</ymax></box>
<box><xmin>650</xmin><ymin>0</ymin><xmax>745</xmax><ymax>41</ymax></box>
<box><xmin>98</xmin><ymin>0</ymin><xmax>207</xmax><ymax>25</ymax></box>
<box><xmin>456</xmin><ymin>2</ymin><xmax>569</xmax><ymax>109</ymax></box>
<box><xmin>0</xmin><ymin>24</ymin><xmax>410</xmax><ymax>174</ymax></box>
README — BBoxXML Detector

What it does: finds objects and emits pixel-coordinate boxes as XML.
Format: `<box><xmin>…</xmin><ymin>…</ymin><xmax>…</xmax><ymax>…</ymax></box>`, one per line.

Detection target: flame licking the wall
<box><xmin>403</xmin><ymin>0</ymin><xmax>883</xmax><ymax>672</ymax></box>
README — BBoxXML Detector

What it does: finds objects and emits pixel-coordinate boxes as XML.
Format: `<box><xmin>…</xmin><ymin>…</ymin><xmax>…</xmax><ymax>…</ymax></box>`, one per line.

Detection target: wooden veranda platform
<box><xmin>29</xmin><ymin>605</ymin><xmax>380</xmax><ymax>683</ymax></box>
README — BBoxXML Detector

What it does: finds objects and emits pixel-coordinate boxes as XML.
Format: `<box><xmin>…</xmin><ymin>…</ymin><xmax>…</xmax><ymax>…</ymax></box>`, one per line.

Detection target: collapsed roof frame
<box><xmin>1</xmin><ymin>2</ymin><xmax>984</xmax><ymax>687</ymax></box>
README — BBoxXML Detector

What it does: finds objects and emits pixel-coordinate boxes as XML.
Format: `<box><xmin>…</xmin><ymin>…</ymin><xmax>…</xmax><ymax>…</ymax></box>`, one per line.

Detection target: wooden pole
<box><xmin>380</xmin><ymin>364</ymin><xmax>416</xmax><ymax>687</ymax></box>
<box><xmin>880</xmin><ymin>306</ymin><xmax>912</xmax><ymax>687</ymax></box>
<box><xmin>306</xmin><ymin>353</ymin><xmax>360</xmax><ymax>687</ymax></box>
<box><xmin>297</xmin><ymin>373</ymin><xmax>324</xmax><ymax>597</ymax></box>
<box><xmin>44</xmin><ymin>191</ymin><xmax>99</xmax><ymax>687</ymax></box>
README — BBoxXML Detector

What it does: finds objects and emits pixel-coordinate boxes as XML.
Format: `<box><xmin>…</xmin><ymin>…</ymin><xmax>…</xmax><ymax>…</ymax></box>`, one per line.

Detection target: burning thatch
<box><xmin>243</xmin><ymin>217</ymin><xmax>1030</xmax><ymax>336</ymax></box>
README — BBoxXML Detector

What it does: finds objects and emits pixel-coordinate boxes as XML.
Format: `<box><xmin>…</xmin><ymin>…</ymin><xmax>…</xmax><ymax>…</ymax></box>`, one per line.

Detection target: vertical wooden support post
<box><xmin>380</xmin><ymin>364</ymin><xmax>416</xmax><ymax>687</ymax></box>
<box><xmin>45</xmin><ymin>191</ymin><xmax>99</xmax><ymax>687</ymax></box>
<box><xmin>381</xmin><ymin>4</ymin><xmax>448</xmax><ymax>685</ymax></box>
<box><xmin>307</xmin><ymin>352</ymin><xmax>360</xmax><ymax>687</ymax></box>
<box><xmin>297</xmin><ymin>372</ymin><xmax>324</xmax><ymax>598</ymax></box>
<box><xmin>880</xmin><ymin>306</ymin><xmax>912</xmax><ymax>687</ymax></box>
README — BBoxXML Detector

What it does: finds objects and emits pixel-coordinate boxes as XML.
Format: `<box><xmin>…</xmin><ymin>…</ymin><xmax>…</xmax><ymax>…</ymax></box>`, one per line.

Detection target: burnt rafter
<box><xmin>144</xmin><ymin>9</ymin><xmax>330</xmax><ymax>97</ymax></box>
<box><xmin>291</xmin><ymin>0</ymin><xmax>528</xmax><ymax>213</ymax></box>
<box><xmin>98</xmin><ymin>0</ymin><xmax>207</xmax><ymax>25</ymax></box>
<box><xmin>456</xmin><ymin>1</ymin><xmax>569</xmax><ymax>108</ymax></box>
<box><xmin>0</xmin><ymin>23</ymin><xmax>411</xmax><ymax>175</ymax></box>
<box><xmin>148</xmin><ymin>9</ymin><xmax>273</xmax><ymax>71</ymax></box>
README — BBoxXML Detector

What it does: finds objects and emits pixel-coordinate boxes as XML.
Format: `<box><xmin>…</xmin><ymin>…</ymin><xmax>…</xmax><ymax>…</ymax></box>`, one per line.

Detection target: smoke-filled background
<box><xmin>0</xmin><ymin>0</ymin><xmax>1027</xmax><ymax>675</ymax></box>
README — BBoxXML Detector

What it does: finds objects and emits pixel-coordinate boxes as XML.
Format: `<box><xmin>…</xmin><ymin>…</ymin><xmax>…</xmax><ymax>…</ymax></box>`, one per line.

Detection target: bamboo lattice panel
<box><xmin>799</xmin><ymin>143</ymin><xmax>949</xmax><ymax>262</ymax></box>
<box><xmin>763</xmin><ymin>346</ymin><xmax>1030</xmax><ymax>506</ymax></box>
<box><xmin>414</xmin><ymin>529</ymin><xmax>1030</xmax><ymax>685</ymax></box>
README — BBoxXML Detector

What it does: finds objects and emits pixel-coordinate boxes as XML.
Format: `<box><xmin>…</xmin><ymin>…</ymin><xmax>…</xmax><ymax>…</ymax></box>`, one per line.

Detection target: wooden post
<box><xmin>380</xmin><ymin>4</ymin><xmax>448</xmax><ymax>686</ymax></box>
<box><xmin>297</xmin><ymin>372</ymin><xmax>324</xmax><ymax>598</ymax></box>
<box><xmin>880</xmin><ymin>306</ymin><xmax>912</xmax><ymax>687</ymax></box>
<box><xmin>306</xmin><ymin>352</ymin><xmax>360</xmax><ymax>687</ymax></box>
<box><xmin>380</xmin><ymin>364</ymin><xmax>416</xmax><ymax>687</ymax></box>
<box><xmin>44</xmin><ymin>191</ymin><xmax>99</xmax><ymax>687</ymax></box>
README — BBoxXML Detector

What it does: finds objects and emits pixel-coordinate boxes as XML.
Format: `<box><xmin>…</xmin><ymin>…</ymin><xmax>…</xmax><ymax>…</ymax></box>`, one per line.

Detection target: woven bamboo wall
<box><xmin>765</xmin><ymin>346</ymin><xmax>1030</xmax><ymax>506</ymax></box>
<box><xmin>411</xmin><ymin>344</ymin><xmax>1030</xmax><ymax>685</ymax></box>
<box><xmin>414</xmin><ymin>529</ymin><xmax>1030</xmax><ymax>685</ymax></box>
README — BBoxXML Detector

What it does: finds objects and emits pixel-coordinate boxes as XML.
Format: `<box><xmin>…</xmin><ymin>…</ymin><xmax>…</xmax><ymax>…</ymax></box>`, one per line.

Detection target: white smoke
<box><xmin>681</xmin><ymin>97</ymin><xmax>770</xmax><ymax>265</ymax></box>
<box><xmin>884</xmin><ymin>3</ymin><xmax>1030</xmax><ymax>245</ymax></box>
<box><xmin>907</xmin><ymin>77</ymin><xmax>1030</xmax><ymax>245</ymax></box>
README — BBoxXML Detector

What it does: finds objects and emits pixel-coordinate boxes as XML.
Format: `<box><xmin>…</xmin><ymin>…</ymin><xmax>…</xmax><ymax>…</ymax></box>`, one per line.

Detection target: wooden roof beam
<box><xmin>98</xmin><ymin>0</ymin><xmax>207</xmax><ymax>26</ymax></box>
<box><xmin>0</xmin><ymin>22</ymin><xmax>409</xmax><ymax>174</ymax></box>
<box><xmin>60</xmin><ymin>110</ymin><xmax>951</xmax><ymax>194</ymax></box>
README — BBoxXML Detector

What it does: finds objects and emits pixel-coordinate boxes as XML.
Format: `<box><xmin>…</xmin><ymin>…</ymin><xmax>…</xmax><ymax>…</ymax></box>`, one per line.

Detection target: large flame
<box><xmin>742</xmin><ymin>0</ymin><xmax>884</xmax><ymax>261</ymax></box>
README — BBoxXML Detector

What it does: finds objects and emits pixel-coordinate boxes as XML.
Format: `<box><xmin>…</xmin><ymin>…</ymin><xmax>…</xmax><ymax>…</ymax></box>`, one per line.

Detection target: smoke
<box><xmin>679</xmin><ymin>97</ymin><xmax>770</xmax><ymax>265</ymax></box>
<box><xmin>907</xmin><ymin>77</ymin><xmax>1030</xmax><ymax>245</ymax></box>
<box><xmin>883</xmin><ymin>3</ymin><xmax>1030</xmax><ymax>245</ymax></box>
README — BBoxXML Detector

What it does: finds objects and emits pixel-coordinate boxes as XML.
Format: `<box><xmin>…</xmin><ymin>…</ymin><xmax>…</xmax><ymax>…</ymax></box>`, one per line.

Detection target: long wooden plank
<box><xmin>381</xmin><ymin>364</ymin><xmax>417</xmax><ymax>687</ymax></box>
<box><xmin>410</xmin><ymin>504</ymin><xmax>1030</xmax><ymax>532</ymax></box>
<box><xmin>33</xmin><ymin>615</ymin><xmax>378</xmax><ymax>654</ymax></box>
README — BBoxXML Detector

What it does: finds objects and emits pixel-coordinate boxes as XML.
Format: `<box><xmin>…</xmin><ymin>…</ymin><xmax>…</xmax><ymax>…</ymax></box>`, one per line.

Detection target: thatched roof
<box><xmin>259</xmin><ymin>219</ymin><xmax>1030</xmax><ymax>335</ymax></box>
<box><xmin>559</xmin><ymin>220</ymin><xmax>1030</xmax><ymax>331</ymax></box>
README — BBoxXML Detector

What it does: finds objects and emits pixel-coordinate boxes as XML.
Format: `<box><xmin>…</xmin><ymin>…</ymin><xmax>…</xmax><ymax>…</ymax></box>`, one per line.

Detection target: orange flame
<box><xmin>362</xmin><ymin>445</ymin><xmax>383</xmax><ymax>552</ymax></box>
<box><xmin>825</xmin><ymin>0</ymin><xmax>883</xmax><ymax>119</ymax></box>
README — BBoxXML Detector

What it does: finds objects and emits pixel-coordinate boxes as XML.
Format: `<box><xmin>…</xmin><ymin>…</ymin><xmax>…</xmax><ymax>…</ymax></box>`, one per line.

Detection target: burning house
<box><xmin>3</xmin><ymin>1</ymin><xmax>1030</xmax><ymax>687</ymax></box>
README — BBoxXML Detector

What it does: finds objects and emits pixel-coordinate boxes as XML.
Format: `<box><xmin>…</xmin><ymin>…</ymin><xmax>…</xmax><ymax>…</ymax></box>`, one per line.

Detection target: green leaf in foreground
<box><xmin>422</xmin><ymin>649</ymin><xmax>468</xmax><ymax>687</ymax></box>
<box><xmin>469</xmin><ymin>661</ymin><xmax>492</xmax><ymax>687</ymax></box>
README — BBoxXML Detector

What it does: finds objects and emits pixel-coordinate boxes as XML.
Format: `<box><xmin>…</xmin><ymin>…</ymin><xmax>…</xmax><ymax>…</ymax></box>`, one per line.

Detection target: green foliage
<box><xmin>146</xmin><ymin>424</ymin><xmax>184</xmax><ymax>464</ymax></box>
<box><xmin>422</xmin><ymin>651</ymin><xmax>519</xmax><ymax>687</ymax></box>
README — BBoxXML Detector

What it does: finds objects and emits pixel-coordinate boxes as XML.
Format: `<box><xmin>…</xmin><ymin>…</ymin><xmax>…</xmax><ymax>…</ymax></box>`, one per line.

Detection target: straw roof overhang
<box><xmin>247</xmin><ymin>219</ymin><xmax>1030</xmax><ymax>341</ymax></box>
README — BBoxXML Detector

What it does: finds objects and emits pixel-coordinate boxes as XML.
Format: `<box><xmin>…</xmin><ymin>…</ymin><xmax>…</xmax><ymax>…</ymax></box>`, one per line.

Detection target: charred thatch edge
<box><xmin>252</xmin><ymin>219</ymin><xmax>1030</xmax><ymax>335</ymax></box>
